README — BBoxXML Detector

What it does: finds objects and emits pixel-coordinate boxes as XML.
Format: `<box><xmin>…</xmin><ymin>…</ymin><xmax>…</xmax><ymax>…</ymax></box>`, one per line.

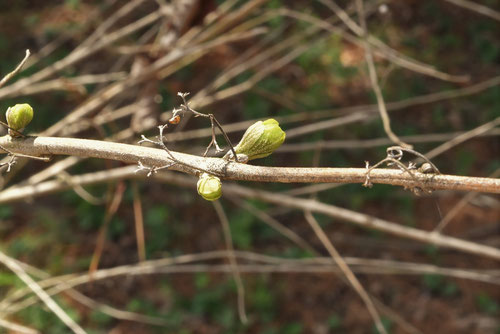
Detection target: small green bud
<box><xmin>232</xmin><ymin>119</ymin><xmax>285</xmax><ymax>161</ymax></box>
<box><xmin>6</xmin><ymin>103</ymin><xmax>33</xmax><ymax>137</ymax></box>
<box><xmin>197</xmin><ymin>173</ymin><xmax>222</xmax><ymax>201</ymax></box>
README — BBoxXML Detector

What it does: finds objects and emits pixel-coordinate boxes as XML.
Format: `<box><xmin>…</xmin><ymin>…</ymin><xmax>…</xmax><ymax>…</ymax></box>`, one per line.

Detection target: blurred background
<box><xmin>0</xmin><ymin>0</ymin><xmax>499</xmax><ymax>333</ymax></box>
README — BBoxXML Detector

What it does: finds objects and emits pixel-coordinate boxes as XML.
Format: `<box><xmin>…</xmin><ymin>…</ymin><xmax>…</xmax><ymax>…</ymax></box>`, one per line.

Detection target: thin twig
<box><xmin>0</xmin><ymin>11</ymin><xmax>161</xmax><ymax>100</ymax></box>
<box><xmin>388</xmin><ymin>146</ymin><xmax>441</xmax><ymax>174</ymax></box>
<box><xmin>138</xmin><ymin>124</ymin><xmax>226</xmax><ymax>177</ymax></box>
<box><xmin>0</xmin><ymin>142</ymin><xmax>51</xmax><ymax>161</ymax></box>
<box><xmin>176</xmin><ymin>92</ymin><xmax>237</xmax><ymax>159</ymax></box>
<box><xmin>433</xmin><ymin>168</ymin><xmax>500</xmax><ymax>233</ymax></box>
<box><xmin>278</xmin><ymin>7</ymin><xmax>468</xmax><ymax>83</ymax></box>
<box><xmin>304</xmin><ymin>212</ymin><xmax>387</xmax><ymax>334</ymax></box>
<box><xmin>0</xmin><ymin>250</ymin><xmax>86</xmax><ymax>334</ymax></box>
<box><xmin>0</xmin><ymin>50</ymin><xmax>30</xmax><ymax>88</ymax></box>
<box><xmin>278</xmin><ymin>129</ymin><xmax>500</xmax><ymax>152</ymax></box>
<box><xmin>76</xmin><ymin>0</ymin><xmax>149</xmax><ymax>50</ymax></box>
<box><xmin>226</xmin><ymin>196</ymin><xmax>317</xmax><ymax>254</ymax></box>
<box><xmin>89</xmin><ymin>182</ymin><xmax>126</xmax><ymax>274</ymax></box>
<box><xmin>0</xmin><ymin>154</ymin><xmax>17</xmax><ymax>173</ymax></box>
<box><xmin>443</xmin><ymin>0</ymin><xmax>500</xmax><ymax>21</ymax></box>
<box><xmin>159</xmin><ymin>75</ymin><xmax>500</xmax><ymax>143</ymax></box>
<box><xmin>4</xmin><ymin>249</ymin><xmax>498</xmax><ymax>317</ymax></box>
<box><xmin>66</xmin><ymin>288</ymin><xmax>167</xmax><ymax>326</ymax></box>
<box><xmin>355</xmin><ymin>0</ymin><xmax>410</xmax><ymax>148</ymax></box>
<box><xmin>424</xmin><ymin>117</ymin><xmax>500</xmax><ymax>160</ymax></box>
<box><xmin>0</xmin><ymin>257</ymin><xmax>169</xmax><ymax>327</ymax></box>
<box><xmin>56</xmin><ymin>171</ymin><xmax>104</xmax><ymax>205</ymax></box>
<box><xmin>317</xmin><ymin>0</ymin><xmax>469</xmax><ymax>83</ymax></box>
<box><xmin>132</xmin><ymin>181</ymin><xmax>146</xmax><ymax>261</ymax></box>
<box><xmin>11</xmin><ymin>72</ymin><xmax>128</xmax><ymax>96</ymax></box>
<box><xmin>0</xmin><ymin>121</ymin><xmax>31</xmax><ymax>139</ymax></box>
<box><xmin>0</xmin><ymin>319</ymin><xmax>39</xmax><ymax>334</ymax></box>
<box><xmin>213</xmin><ymin>201</ymin><xmax>248</xmax><ymax>324</ymax></box>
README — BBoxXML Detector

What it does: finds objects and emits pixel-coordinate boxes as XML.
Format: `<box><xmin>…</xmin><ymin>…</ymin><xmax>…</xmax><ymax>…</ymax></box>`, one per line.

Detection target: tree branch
<box><xmin>0</xmin><ymin>135</ymin><xmax>498</xmax><ymax>193</ymax></box>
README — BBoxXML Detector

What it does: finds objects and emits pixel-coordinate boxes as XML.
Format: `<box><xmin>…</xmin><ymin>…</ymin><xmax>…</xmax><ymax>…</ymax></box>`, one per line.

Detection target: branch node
<box><xmin>0</xmin><ymin>155</ymin><xmax>17</xmax><ymax>173</ymax></box>
<box><xmin>364</xmin><ymin>146</ymin><xmax>439</xmax><ymax>194</ymax></box>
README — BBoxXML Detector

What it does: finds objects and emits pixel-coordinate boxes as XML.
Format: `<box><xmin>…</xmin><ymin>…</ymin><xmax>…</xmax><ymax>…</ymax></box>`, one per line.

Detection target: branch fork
<box><xmin>136</xmin><ymin>92</ymin><xmax>239</xmax><ymax>178</ymax></box>
<box><xmin>364</xmin><ymin>146</ymin><xmax>441</xmax><ymax>194</ymax></box>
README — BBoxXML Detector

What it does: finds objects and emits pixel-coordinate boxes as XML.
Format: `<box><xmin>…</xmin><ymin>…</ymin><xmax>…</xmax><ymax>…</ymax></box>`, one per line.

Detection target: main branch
<box><xmin>0</xmin><ymin>135</ymin><xmax>498</xmax><ymax>193</ymax></box>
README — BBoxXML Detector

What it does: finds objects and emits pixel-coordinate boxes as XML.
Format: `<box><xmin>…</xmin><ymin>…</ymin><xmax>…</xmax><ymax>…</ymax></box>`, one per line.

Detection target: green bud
<box><xmin>6</xmin><ymin>103</ymin><xmax>33</xmax><ymax>137</ymax></box>
<box><xmin>233</xmin><ymin>119</ymin><xmax>285</xmax><ymax>161</ymax></box>
<box><xmin>197</xmin><ymin>173</ymin><xmax>222</xmax><ymax>201</ymax></box>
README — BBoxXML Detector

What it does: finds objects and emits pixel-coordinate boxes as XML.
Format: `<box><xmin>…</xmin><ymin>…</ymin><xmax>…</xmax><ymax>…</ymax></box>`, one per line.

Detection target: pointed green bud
<box><xmin>197</xmin><ymin>173</ymin><xmax>222</xmax><ymax>201</ymax></box>
<box><xmin>6</xmin><ymin>103</ymin><xmax>33</xmax><ymax>137</ymax></box>
<box><xmin>233</xmin><ymin>119</ymin><xmax>285</xmax><ymax>161</ymax></box>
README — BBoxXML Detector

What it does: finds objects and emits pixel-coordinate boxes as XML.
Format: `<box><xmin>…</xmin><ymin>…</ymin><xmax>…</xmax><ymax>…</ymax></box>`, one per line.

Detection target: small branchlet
<box><xmin>138</xmin><ymin>124</ymin><xmax>177</xmax><ymax>162</ymax></box>
<box><xmin>364</xmin><ymin>146</ymin><xmax>440</xmax><ymax>194</ymax></box>
<box><xmin>134</xmin><ymin>160</ymin><xmax>176</xmax><ymax>177</ymax></box>
<box><xmin>138</xmin><ymin>123</ymin><xmax>225</xmax><ymax>177</ymax></box>
<box><xmin>137</xmin><ymin>95</ymin><xmax>230</xmax><ymax>179</ymax></box>
<box><xmin>0</xmin><ymin>49</ymin><xmax>30</xmax><ymax>88</ymax></box>
<box><xmin>175</xmin><ymin>92</ymin><xmax>236</xmax><ymax>158</ymax></box>
<box><xmin>0</xmin><ymin>155</ymin><xmax>17</xmax><ymax>173</ymax></box>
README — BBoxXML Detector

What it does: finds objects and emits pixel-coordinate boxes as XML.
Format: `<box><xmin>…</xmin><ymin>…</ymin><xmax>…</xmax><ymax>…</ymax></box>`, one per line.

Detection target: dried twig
<box><xmin>55</xmin><ymin>171</ymin><xmax>104</xmax><ymax>205</ymax></box>
<box><xmin>355</xmin><ymin>0</ymin><xmax>410</xmax><ymax>148</ymax></box>
<box><xmin>89</xmin><ymin>182</ymin><xmax>126</xmax><ymax>274</ymax></box>
<box><xmin>433</xmin><ymin>168</ymin><xmax>500</xmax><ymax>233</ymax></box>
<box><xmin>213</xmin><ymin>201</ymin><xmax>248</xmax><ymax>324</ymax></box>
<box><xmin>138</xmin><ymin>123</ymin><xmax>225</xmax><ymax>177</ymax></box>
<box><xmin>131</xmin><ymin>181</ymin><xmax>146</xmax><ymax>262</ymax></box>
<box><xmin>279</xmin><ymin>128</ymin><xmax>500</xmax><ymax>152</ymax></box>
<box><xmin>0</xmin><ymin>250</ymin><xmax>86</xmax><ymax>334</ymax></box>
<box><xmin>0</xmin><ymin>319</ymin><xmax>39</xmax><ymax>334</ymax></box>
<box><xmin>305</xmin><ymin>212</ymin><xmax>387</xmax><ymax>334</ymax></box>
<box><xmin>317</xmin><ymin>0</ymin><xmax>469</xmax><ymax>83</ymax></box>
<box><xmin>443</xmin><ymin>0</ymin><xmax>500</xmax><ymax>21</ymax></box>
<box><xmin>175</xmin><ymin>92</ymin><xmax>237</xmax><ymax>158</ymax></box>
<box><xmin>0</xmin><ymin>257</ymin><xmax>169</xmax><ymax>327</ymax></box>
<box><xmin>0</xmin><ymin>50</ymin><xmax>30</xmax><ymax>88</ymax></box>
<box><xmin>425</xmin><ymin>116</ymin><xmax>500</xmax><ymax>160</ymax></box>
<box><xmin>3</xmin><ymin>249</ymin><xmax>498</xmax><ymax>318</ymax></box>
<box><xmin>226</xmin><ymin>196</ymin><xmax>317</xmax><ymax>253</ymax></box>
